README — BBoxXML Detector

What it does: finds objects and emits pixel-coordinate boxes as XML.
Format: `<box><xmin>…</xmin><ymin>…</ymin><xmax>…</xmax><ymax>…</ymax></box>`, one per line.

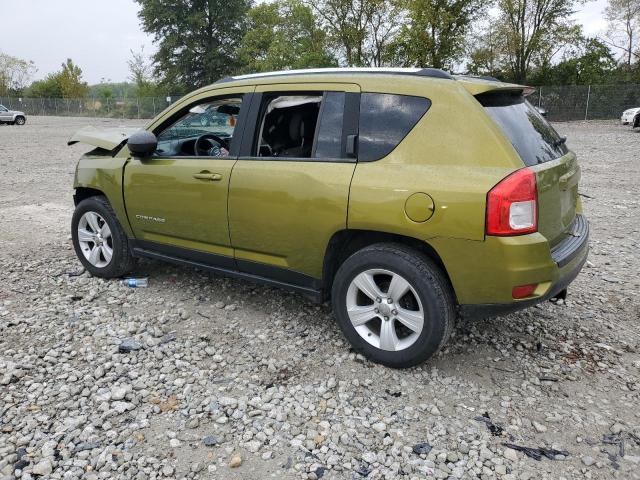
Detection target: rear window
<box><xmin>358</xmin><ymin>93</ymin><xmax>431</xmax><ymax>161</ymax></box>
<box><xmin>477</xmin><ymin>91</ymin><xmax>568</xmax><ymax>166</ymax></box>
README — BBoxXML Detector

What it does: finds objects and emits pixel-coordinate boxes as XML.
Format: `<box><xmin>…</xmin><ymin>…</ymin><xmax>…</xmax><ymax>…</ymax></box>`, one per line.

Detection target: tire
<box><xmin>71</xmin><ymin>196</ymin><xmax>134</xmax><ymax>278</ymax></box>
<box><xmin>14</xmin><ymin>116</ymin><xmax>26</xmax><ymax>125</ymax></box>
<box><xmin>331</xmin><ymin>243</ymin><xmax>455</xmax><ymax>368</ymax></box>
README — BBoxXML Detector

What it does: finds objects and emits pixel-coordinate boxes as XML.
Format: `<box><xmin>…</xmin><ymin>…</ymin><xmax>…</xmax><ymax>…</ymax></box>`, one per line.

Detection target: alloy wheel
<box><xmin>345</xmin><ymin>269</ymin><xmax>424</xmax><ymax>351</ymax></box>
<box><xmin>77</xmin><ymin>211</ymin><xmax>113</xmax><ymax>268</ymax></box>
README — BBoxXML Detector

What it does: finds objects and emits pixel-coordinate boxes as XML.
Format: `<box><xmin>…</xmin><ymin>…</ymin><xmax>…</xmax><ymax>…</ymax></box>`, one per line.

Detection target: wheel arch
<box><xmin>321</xmin><ymin>229</ymin><xmax>456</xmax><ymax>303</ymax></box>
<box><xmin>74</xmin><ymin>186</ymin><xmax>107</xmax><ymax>206</ymax></box>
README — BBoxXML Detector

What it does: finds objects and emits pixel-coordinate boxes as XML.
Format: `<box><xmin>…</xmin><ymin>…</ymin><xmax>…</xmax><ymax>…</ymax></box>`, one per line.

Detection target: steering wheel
<box><xmin>194</xmin><ymin>134</ymin><xmax>228</xmax><ymax>156</ymax></box>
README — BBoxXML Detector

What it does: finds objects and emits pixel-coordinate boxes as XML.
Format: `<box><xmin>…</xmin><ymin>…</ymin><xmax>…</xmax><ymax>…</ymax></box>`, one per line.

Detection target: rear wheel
<box><xmin>71</xmin><ymin>196</ymin><xmax>134</xmax><ymax>278</ymax></box>
<box><xmin>14</xmin><ymin>116</ymin><xmax>26</xmax><ymax>125</ymax></box>
<box><xmin>331</xmin><ymin>243</ymin><xmax>455</xmax><ymax>368</ymax></box>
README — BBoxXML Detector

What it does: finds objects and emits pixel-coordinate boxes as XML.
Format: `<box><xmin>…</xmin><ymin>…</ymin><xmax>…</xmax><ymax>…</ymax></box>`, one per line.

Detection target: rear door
<box><xmin>477</xmin><ymin>91</ymin><xmax>580</xmax><ymax>247</ymax></box>
<box><xmin>228</xmin><ymin>83</ymin><xmax>360</xmax><ymax>284</ymax></box>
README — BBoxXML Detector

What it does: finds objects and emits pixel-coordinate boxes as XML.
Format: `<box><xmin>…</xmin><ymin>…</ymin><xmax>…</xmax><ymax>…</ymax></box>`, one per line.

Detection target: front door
<box><xmin>124</xmin><ymin>89</ymin><xmax>251</xmax><ymax>264</ymax></box>
<box><xmin>228</xmin><ymin>83</ymin><xmax>360</xmax><ymax>286</ymax></box>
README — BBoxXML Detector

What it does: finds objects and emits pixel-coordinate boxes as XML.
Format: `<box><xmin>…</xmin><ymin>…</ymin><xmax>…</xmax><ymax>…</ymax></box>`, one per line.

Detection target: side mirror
<box><xmin>128</xmin><ymin>130</ymin><xmax>157</xmax><ymax>157</ymax></box>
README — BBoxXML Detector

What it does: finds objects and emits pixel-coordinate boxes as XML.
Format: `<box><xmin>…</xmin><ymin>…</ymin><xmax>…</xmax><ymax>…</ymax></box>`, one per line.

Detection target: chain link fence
<box><xmin>0</xmin><ymin>96</ymin><xmax>179</xmax><ymax>119</ymax></box>
<box><xmin>2</xmin><ymin>84</ymin><xmax>639</xmax><ymax>121</ymax></box>
<box><xmin>527</xmin><ymin>84</ymin><xmax>640</xmax><ymax>122</ymax></box>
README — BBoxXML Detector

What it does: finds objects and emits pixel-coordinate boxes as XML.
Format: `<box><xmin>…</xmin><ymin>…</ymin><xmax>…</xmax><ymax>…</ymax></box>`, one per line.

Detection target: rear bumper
<box><xmin>429</xmin><ymin>215</ymin><xmax>589</xmax><ymax>319</ymax></box>
<box><xmin>459</xmin><ymin>245</ymin><xmax>587</xmax><ymax>319</ymax></box>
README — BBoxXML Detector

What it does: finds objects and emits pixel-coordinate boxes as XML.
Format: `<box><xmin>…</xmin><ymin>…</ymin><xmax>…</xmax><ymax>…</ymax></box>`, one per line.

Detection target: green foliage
<box><xmin>528</xmin><ymin>38</ymin><xmax>619</xmax><ymax>85</ymax></box>
<box><xmin>311</xmin><ymin>0</ymin><xmax>403</xmax><ymax>67</ymax></box>
<box><xmin>391</xmin><ymin>0</ymin><xmax>489</xmax><ymax>69</ymax></box>
<box><xmin>26</xmin><ymin>59</ymin><xmax>88</xmax><ymax>98</ymax></box>
<box><xmin>604</xmin><ymin>0</ymin><xmax>640</xmax><ymax>67</ymax></box>
<box><xmin>0</xmin><ymin>52</ymin><xmax>36</xmax><ymax>96</ymax></box>
<box><xmin>59</xmin><ymin>59</ymin><xmax>90</xmax><ymax>98</ymax></box>
<box><xmin>493</xmin><ymin>0</ymin><xmax>581</xmax><ymax>83</ymax></box>
<box><xmin>135</xmin><ymin>0</ymin><xmax>251</xmax><ymax>90</ymax></box>
<box><xmin>237</xmin><ymin>0</ymin><xmax>337</xmax><ymax>72</ymax></box>
<box><xmin>26</xmin><ymin>74</ymin><xmax>64</xmax><ymax>98</ymax></box>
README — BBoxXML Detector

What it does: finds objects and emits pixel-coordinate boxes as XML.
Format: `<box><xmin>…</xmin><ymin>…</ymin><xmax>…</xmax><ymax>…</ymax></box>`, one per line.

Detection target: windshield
<box><xmin>477</xmin><ymin>91</ymin><xmax>568</xmax><ymax>166</ymax></box>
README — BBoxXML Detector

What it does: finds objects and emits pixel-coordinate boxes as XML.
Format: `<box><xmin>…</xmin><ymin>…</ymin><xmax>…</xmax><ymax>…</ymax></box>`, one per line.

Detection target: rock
<box><xmin>118</xmin><ymin>338</ymin><xmax>142</xmax><ymax>353</ymax></box>
<box><xmin>413</xmin><ymin>443</ymin><xmax>432</xmax><ymax>455</ymax></box>
<box><xmin>372</xmin><ymin>422</ymin><xmax>386</xmax><ymax>432</ymax></box>
<box><xmin>582</xmin><ymin>456</ymin><xmax>595</xmax><ymax>466</ymax></box>
<box><xmin>110</xmin><ymin>385</ymin><xmax>130</xmax><ymax>401</ymax></box>
<box><xmin>32</xmin><ymin>459</ymin><xmax>53</xmax><ymax>476</ymax></box>
<box><xmin>610</xmin><ymin>422</ymin><xmax>625</xmax><ymax>434</ymax></box>
<box><xmin>229</xmin><ymin>455</ymin><xmax>242</xmax><ymax>468</ymax></box>
<box><xmin>532</xmin><ymin>421</ymin><xmax>547</xmax><ymax>433</ymax></box>
<box><xmin>503</xmin><ymin>448</ymin><xmax>519</xmax><ymax>462</ymax></box>
<box><xmin>161</xmin><ymin>465</ymin><xmax>174</xmax><ymax>476</ymax></box>
<box><xmin>202</xmin><ymin>435</ymin><xmax>219</xmax><ymax>446</ymax></box>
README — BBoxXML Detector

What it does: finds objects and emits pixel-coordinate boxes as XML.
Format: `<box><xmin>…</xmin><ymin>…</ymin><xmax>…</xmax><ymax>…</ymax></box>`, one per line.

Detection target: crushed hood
<box><xmin>67</xmin><ymin>126</ymin><xmax>141</xmax><ymax>151</ymax></box>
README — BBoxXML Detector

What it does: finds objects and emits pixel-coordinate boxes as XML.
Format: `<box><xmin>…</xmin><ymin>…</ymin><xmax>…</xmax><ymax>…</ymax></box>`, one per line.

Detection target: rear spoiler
<box><xmin>455</xmin><ymin>76</ymin><xmax>535</xmax><ymax>97</ymax></box>
<box><xmin>67</xmin><ymin>126</ymin><xmax>141</xmax><ymax>151</ymax></box>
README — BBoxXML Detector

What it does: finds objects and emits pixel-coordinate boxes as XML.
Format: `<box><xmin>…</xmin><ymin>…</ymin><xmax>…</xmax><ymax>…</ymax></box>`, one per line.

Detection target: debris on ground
<box><xmin>474</xmin><ymin>412</ymin><xmax>505</xmax><ymax>436</ymax></box>
<box><xmin>502</xmin><ymin>443</ymin><xmax>570</xmax><ymax>461</ymax></box>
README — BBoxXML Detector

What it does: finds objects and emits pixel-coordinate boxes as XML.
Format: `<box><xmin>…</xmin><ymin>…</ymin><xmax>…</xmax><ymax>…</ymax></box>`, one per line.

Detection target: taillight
<box><xmin>486</xmin><ymin>168</ymin><xmax>537</xmax><ymax>236</ymax></box>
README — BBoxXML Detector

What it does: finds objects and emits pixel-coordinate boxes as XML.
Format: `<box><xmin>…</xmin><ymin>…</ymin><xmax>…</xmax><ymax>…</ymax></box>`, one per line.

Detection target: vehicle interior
<box><xmin>155</xmin><ymin>98</ymin><xmax>242</xmax><ymax>157</ymax></box>
<box><xmin>256</xmin><ymin>95</ymin><xmax>322</xmax><ymax>158</ymax></box>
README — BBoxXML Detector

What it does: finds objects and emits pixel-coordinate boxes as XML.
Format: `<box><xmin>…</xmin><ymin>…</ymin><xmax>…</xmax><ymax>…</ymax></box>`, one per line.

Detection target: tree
<box><xmin>495</xmin><ymin>0</ymin><xmax>580</xmax><ymax>83</ymax></box>
<box><xmin>0</xmin><ymin>52</ymin><xmax>36</xmax><ymax>96</ymax></box>
<box><xmin>528</xmin><ymin>37</ymin><xmax>618</xmax><ymax>84</ymax></box>
<box><xmin>391</xmin><ymin>0</ymin><xmax>489</xmax><ymax>70</ymax></box>
<box><xmin>127</xmin><ymin>47</ymin><xmax>160</xmax><ymax>97</ymax></box>
<box><xmin>136</xmin><ymin>0</ymin><xmax>251</xmax><ymax>90</ymax></box>
<box><xmin>467</xmin><ymin>23</ymin><xmax>504</xmax><ymax>78</ymax></box>
<box><xmin>238</xmin><ymin>0</ymin><xmax>336</xmax><ymax>72</ymax></box>
<box><xmin>26</xmin><ymin>74</ymin><xmax>64</xmax><ymax>98</ymax></box>
<box><xmin>25</xmin><ymin>59</ymin><xmax>88</xmax><ymax>98</ymax></box>
<box><xmin>310</xmin><ymin>0</ymin><xmax>402</xmax><ymax>67</ymax></box>
<box><xmin>604</xmin><ymin>0</ymin><xmax>640</xmax><ymax>67</ymax></box>
<box><xmin>58</xmin><ymin>59</ymin><xmax>89</xmax><ymax>98</ymax></box>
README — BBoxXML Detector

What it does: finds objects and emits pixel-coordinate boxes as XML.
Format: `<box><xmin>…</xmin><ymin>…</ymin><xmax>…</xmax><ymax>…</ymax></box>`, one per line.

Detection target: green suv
<box><xmin>69</xmin><ymin>68</ymin><xmax>588</xmax><ymax>368</ymax></box>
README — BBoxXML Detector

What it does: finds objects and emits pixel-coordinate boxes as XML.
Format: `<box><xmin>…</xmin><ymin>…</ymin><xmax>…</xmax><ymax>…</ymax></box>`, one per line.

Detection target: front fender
<box><xmin>74</xmin><ymin>152</ymin><xmax>133</xmax><ymax>236</ymax></box>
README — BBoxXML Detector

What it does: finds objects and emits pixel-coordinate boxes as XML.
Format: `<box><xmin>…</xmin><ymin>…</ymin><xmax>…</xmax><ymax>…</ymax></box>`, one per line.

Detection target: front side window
<box><xmin>155</xmin><ymin>96</ymin><xmax>243</xmax><ymax>157</ymax></box>
<box><xmin>358</xmin><ymin>93</ymin><xmax>431</xmax><ymax>161</ymax></box>
<box><xmin>253</xmin><ymin>91</ymin><xmax>347</xmax><ymax>160</ymax></box>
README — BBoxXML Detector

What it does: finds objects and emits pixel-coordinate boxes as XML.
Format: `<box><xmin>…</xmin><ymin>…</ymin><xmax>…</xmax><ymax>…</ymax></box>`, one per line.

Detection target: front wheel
<box><xmin>14</xmin><ymin>116</ymin><xmax>26</xmax><ymax>125</ymax></box>
<box><xmin>71</xmin><ymin>196</ymin><xmax>134</xmax><ymax>278</ymax></box>
<box><xmin>331</xmin><ymin>243</ymin><xmax>455</xmax><ymax>368</ymax></box>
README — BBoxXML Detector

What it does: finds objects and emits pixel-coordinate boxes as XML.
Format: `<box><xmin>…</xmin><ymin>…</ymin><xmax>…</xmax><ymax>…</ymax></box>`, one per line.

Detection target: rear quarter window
<box><xmin>358</xmin><ymin>93</ymin><xmax>431</xmax><ymax>161</ymax></box>
<box><xmin>477</xmin><ymin>91</ymin><xmax>568</xmax><ymax>166</ymax></box>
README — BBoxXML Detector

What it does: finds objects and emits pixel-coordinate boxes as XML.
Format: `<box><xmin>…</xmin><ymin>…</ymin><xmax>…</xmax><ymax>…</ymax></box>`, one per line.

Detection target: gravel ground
<box><xmin>1</xmin><ymin>116</ymin><xmax>639</xmax><ymax>480</ymax></box>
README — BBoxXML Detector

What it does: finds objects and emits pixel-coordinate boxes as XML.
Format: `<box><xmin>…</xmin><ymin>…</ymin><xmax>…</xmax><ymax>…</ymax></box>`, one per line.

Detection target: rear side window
<box><xmin>477</xmin><ymin>91</ymin><xmax>568</xmax><ymax>166</ymax></box>
<box><xmin>358</xmin><ymin>93</ymin><xmax>431</xmax><ymax>161</ymax></box>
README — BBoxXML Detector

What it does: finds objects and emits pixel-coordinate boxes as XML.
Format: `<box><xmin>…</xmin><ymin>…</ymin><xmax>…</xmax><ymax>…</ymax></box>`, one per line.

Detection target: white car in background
<box><xmin>0</xmin><ymin>104</ymin><xmax>27</xmax><ymax>125</ymax></box>
<box><xmin>621</xmin><ymin>107</ymin><xmax>640</xmax><ymax>125</ymax></box>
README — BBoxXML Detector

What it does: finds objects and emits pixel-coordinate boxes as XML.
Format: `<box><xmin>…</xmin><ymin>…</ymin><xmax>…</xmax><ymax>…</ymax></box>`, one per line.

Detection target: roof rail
<box><xmin>214</xmin><ymin>67</ymin><xmax>454</xmax><ymax>84</ymax></box>
<box><xmin>415</xmin><ymin>68</ymin><xmax>453</xmax><ymax>80</ymax></box>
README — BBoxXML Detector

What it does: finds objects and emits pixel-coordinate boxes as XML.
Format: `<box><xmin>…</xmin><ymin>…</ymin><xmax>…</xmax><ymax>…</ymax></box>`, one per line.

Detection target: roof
<box><xmin>216</xmin><ymin>67</ymin><xmax>453</xmax><ymax>84</ymax></box>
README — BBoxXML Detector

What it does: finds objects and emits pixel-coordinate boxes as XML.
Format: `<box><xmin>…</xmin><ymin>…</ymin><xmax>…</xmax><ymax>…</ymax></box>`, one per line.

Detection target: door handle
<box><xmin>193</xmin><ymin>172</ymin><xmax>222</xmax><ymax>181</ymax></box>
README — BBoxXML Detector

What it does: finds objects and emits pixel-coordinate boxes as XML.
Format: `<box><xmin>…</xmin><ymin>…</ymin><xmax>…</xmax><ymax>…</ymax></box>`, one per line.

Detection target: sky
<box><xmin>1</xmin><ymin>0</ymin><xmax>610</xmax><ymax>86</ymax></box>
